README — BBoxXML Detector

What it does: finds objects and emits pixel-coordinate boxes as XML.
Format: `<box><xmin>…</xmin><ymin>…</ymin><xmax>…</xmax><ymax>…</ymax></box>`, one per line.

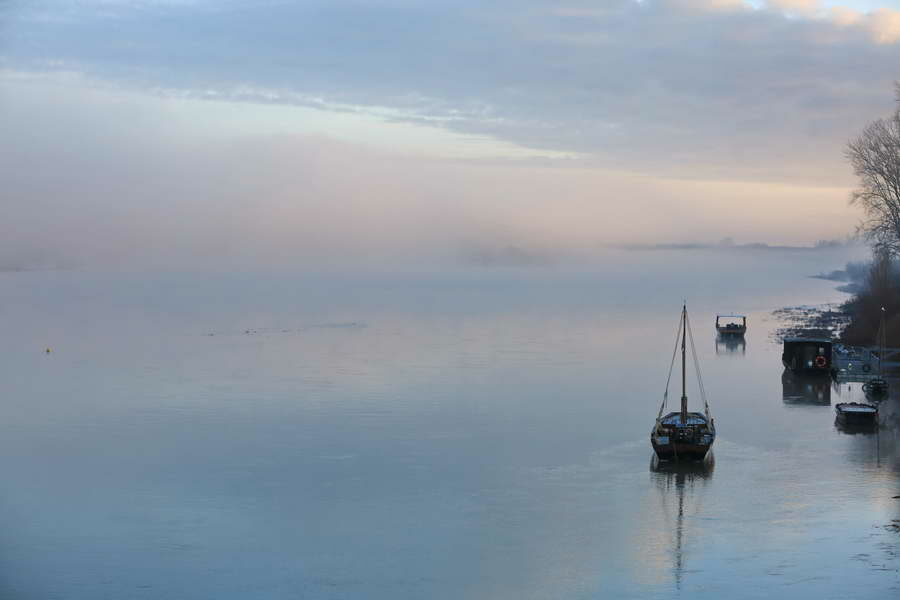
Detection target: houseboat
<box><xmin>782</xmin><ymin>338</ymin><xmax>832</xmax><ymax>376</ymax></box>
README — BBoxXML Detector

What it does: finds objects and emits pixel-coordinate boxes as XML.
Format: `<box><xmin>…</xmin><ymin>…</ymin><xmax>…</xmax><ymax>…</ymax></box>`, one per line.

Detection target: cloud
<box><xmin>764</xmin><ymin>1</ymin><xmax>900</xmax><ymax>45</ymax></box>
<box><xmin>867</xmin><ymin>7</ymin><xmax>900</xmax><ymax>44</ymax></box>
<box><xmin>767</xmin><ymin>0</ymin><xmax>820</xmax><ymax>16</ymax></box>
<box><xmin>663</xmin><ymin>0</ymin><xmax>900</xmax><ymax>45</ymax></box>
<box><xmin>0</xmin><ymin>0</ymin><xmax>898</xmax><ymax>203</ymax></box>
<box><xmin>829</xmin><ymin>5</ymin><xmax>864</xmax><ymax>26</ymax></box>
<box><xmin>662</xmin><ymin>0</ymin><xmax>750</xmax><ymax>12</ymax></box>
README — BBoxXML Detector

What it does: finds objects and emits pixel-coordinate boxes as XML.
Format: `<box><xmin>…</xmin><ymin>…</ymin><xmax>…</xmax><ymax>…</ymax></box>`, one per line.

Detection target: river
<box><xmin>0</xmin><ymin>247</ymin><xmax>896</xmax><ymax>599</ymax></box>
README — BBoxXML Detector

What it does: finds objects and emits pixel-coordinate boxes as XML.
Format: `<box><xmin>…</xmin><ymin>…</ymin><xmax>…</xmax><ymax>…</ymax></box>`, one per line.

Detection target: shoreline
<box><xmin>771</xmin><ymin>303</ymin><xmax>852</xmax><ymax>343</ymax></box>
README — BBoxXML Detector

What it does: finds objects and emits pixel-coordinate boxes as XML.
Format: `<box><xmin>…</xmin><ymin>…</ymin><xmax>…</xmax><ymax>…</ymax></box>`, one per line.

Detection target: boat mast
<box><xmin>681</xmin><ymin>303</ymin><xmax>688</xmax><ymax>424</ymax></box>
<box><xmin>879</xmin><ymin>307</ymin><xmax>886</xmax><ymax>376</ymax></box>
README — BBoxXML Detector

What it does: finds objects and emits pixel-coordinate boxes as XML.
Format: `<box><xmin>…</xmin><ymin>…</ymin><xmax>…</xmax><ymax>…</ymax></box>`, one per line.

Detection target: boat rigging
<box><xmin>651</xmin><ymin>304</ymin><xmax>716</xmax><ymax>462</ymax></box>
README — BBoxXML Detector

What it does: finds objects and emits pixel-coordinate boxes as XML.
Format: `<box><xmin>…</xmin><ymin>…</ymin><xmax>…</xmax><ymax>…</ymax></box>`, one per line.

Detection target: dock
<box><xmin>832</xmin><ymin>343</ymin><xmax>900</xmax><ymax>380</ymax></box>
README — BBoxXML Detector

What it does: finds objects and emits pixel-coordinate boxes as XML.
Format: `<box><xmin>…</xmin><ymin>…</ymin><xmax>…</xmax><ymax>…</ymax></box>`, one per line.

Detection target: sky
<box><xmin>2</xmin><ymin>0</ymin><xmax>900</xmax><ymax>268</ymax></box>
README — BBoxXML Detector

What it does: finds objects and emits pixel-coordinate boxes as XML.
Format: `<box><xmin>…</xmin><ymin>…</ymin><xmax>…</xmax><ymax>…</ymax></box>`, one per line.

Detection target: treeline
<box><xmin>840</xmin><ymin>254</ymin><xmax>900</xmax><ymax>346</ymax></box>
<box><xmin>840</xmin><ymin>84</ymin><xmax>900</xmax><ymax>346</ymax></box>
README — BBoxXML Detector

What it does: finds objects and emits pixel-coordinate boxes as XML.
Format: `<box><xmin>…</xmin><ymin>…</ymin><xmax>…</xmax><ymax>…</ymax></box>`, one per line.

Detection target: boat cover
<box><xmin>660</xmin><ymin>413</ymin><xmax>708</xmax><ymax>425</ymax></box>
<box><xmin>837</xmin><ymin>404</ymin><xmax>877</xmax><ymax>413</ymax></box>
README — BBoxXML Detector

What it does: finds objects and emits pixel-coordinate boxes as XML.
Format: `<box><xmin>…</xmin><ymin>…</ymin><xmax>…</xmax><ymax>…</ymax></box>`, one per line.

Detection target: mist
<box><xmin>0</xmin><ymin>75</ymin><xmax>861</xmax><ymax>272</ymax></box>
<box><xmin>4</xmin><ymin>0</ymin><xmax>900</xmax><ymax>272</ymax></box>
<box><xmin>3</xmin><ymin>4</ymin><xmax>900</xmax><ymax>598</ymax></box>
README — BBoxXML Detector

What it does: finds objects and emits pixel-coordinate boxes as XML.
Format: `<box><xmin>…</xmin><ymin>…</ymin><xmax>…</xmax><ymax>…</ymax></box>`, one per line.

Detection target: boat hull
<box><xmin>651</xmin><ymin>412</ymin><xmax>715</xmax><ymax>462</ymax></box>
<box><xmin>716</xmin><ymin>326</ymin><xmax>746</xmax><ymax>336</ymax></box>
<box><xmin>651</xmin><ymin>441</ymin><xmax>712</xmax><ymax>462</ymax></box>
<box><xmin>834</xmin><ymin>402</ymin><xmax>878</xmax><ymax>426</ymax></box>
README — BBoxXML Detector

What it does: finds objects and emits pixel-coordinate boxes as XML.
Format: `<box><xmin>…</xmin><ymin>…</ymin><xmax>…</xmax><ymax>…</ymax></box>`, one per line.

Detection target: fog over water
<box><xmin>6</xmin><ymin>0</ymin><xmax>892</xmax><ymax>270</ymax></box>
<box><xmin>0</xmin><ymin>247</ymin><xmax>897</xmax><ymax>599</ymax></box>
<box><xmin>0</xmin><ymin>79</ymin><xmax>858</xmax><ymax>271</ymax></box>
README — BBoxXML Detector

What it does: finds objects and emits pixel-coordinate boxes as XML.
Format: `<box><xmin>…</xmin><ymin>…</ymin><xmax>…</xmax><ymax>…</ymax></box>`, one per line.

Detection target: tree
<box><xmin>846</xmin><ymin>84</ymin><xmax>900</xmax><ymax>255</ymax></box>
<box><xmin>840</xmin><ymin>248</ymin><xmax>900</xmax><ymax>346</ymax></box>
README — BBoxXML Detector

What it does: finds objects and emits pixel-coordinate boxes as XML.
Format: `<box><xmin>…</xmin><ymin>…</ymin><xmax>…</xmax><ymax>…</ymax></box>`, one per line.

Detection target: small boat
<box><xmin>652</xmin><ymin>304</ymin><xmax>716</xmax><ymax>462</ymax></box>
<box><xmin>863</xmin><ymin>377</ymin><xmax>888</xmax><ymax>397</ymax></box>
<box><xmin>835</xmin><ymin>402</ymin><xmax>878</xmax><ymax>426</ymax></box>
<box><xmin>715</xmin><ymin>314</ymin><xmax>746</xmax><ymax>336</ymax></box>
<box><xmin>782</xmin><ymin>337</ymin><xmax>832</xmax><ymax>376</ymax></box>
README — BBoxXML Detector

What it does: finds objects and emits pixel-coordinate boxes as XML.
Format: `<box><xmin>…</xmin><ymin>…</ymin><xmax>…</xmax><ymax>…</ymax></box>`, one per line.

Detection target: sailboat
<box><xmin>651</xmin><ymin>304</ymin><xmax>715</xmax><ymax>462</ymax></box>
<box><xmin>862</xmin><ymin>307</ymin><xmax>889</xmax><ymax>398</ymax></box>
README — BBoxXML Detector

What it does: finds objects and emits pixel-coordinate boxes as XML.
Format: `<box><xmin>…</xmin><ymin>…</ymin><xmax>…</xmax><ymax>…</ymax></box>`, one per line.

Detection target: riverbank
<box><xmin>779</xmin><ymin>255</ymin><xmax>900</xmax><ymax>347</ymax></box>
<box><xmin>771</xmin><ymin>303</ymin><xmax>851</xmax><ymax>342</ymax></box>
<box><xmin>773</xmin><ymin>274</ymin><xmax>900</xmax><ymax>549</ymax></box>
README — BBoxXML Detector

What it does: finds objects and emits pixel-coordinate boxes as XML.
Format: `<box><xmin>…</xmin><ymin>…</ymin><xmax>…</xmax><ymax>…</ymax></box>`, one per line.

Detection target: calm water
<box><xmin>0</xmin><ymin>249</ymin><xmax>897</xmax><ymax>599</ymax></box>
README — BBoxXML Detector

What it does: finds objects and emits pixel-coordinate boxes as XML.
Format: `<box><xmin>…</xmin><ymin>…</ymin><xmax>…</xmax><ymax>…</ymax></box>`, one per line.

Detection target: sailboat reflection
<box><xmin>715</xmin><ymin>335</ymin><xmax>746</xmax><ymax>355</ymax></box>
<box><xmin>781</xmin><ymin>369</ymin><xmax>831</xmax><ymax>405</ymax></box>
<box><xmin>649</xmin><ymin>454</ymin><xmax>714</xmax><ymax>590</ymax></box>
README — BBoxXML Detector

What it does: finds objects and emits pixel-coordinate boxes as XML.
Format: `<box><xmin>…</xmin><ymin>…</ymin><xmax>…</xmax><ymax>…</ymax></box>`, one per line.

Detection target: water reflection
<box><xmin>648</xmin><ymin>454</ymin><xmax>714</xmax><ymax>590</ymax></box>
<box><xmin>781</xmin><ymin>369</ymin><xmax>831</xmax><ymax>405</ymax></box>
<box><xmin>876</xmin><ymin>395</ymin><xmax>900</xmax><ymax>431</ymax></box>
<box><xmin>715</xmin><ymin>334</ymin><xmax>746</xmax><ymax>355</ymax></box>
<box><xmin>834</xmin><ymin>417</ymin><xmax>879</xmax><ymax>435</ymax></box>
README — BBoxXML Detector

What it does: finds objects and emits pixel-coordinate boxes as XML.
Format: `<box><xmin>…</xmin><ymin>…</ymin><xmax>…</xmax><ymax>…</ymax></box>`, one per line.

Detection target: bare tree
<box><xmin>846</xmin><ymin>84</ymin><xmax>900</xmax><ymax>255</ymax></box>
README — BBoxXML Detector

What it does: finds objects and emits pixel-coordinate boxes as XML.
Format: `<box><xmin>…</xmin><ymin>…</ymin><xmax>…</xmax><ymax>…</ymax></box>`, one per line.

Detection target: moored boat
<box><xmin>782</xmin><ymin>337</ymin><xmax>832</xmax><ymax>376</ymax></box>
<box><xmin>715</xmin><ymin>314</ymin><xmax>746</xmax><ymax>336</ymax></box>
<box><xmin>835</xmin><ymin>402</ymin><xmax>878</xmax><ymax>426</ymax></box>
<box><xmin>651</xmin><ymin>304</ymin><xmax>716</xmax><ymax>462</ymax></box>
<box><xmin>863</xmin><ymin>377</ymin><xmax>888</xmax><ymax>397</ymax></box>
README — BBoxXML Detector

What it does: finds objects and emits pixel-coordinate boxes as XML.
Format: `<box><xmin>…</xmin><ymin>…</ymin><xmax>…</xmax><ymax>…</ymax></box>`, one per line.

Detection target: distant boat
<box><xmin>652</xmin><ymin>304</ymin><xmax>716</xmax><ymax>462</ymax></box>
<box><xmin>863</xmin><ymin>308</ymin><xmax>889</xmax><ymax>398</ymax></box>
<box><xmin>715</xmin><ymin>314</ymin><xmax>746</xmax><ymax>336</ymax></box>
<box><xmin>782</xmin><ymin>337</ymin><xmax>832</xmax><ymax>376</ymax></box>
<box><xmin>835</xmin><ymin>402</ymin><xmax>878</xmax><ymax>427</ymax></box>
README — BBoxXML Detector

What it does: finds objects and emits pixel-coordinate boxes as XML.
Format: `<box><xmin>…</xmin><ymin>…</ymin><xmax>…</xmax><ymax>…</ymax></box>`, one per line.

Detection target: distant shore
<box><xmin>615</xmin><ymin>239</ymin><xmax>849</xmax><ymax>253</ymax></box>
